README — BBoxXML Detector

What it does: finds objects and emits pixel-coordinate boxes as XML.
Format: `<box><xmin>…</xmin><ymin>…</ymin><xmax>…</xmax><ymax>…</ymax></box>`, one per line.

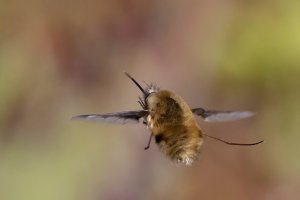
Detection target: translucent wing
<box><xmin>191</xmin><ymin>108</ymin><xmax>254</xmax><ymax>122</ymax></box>
<box><xmin>71</xmin><ymin>110</ymin><xmax>149</xmax><ymax>124</ymax></box>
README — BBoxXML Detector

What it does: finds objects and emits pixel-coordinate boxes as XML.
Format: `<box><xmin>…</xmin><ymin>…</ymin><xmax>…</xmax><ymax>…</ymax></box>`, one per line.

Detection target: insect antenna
<box><xmin>203</xmin><ymin>133</ymin><xmax>264</xmax><ymax>146</ymax></box>
<box><xmin>124</xmin><ymin>72</ymin><xmax>148</xmax><ymax>96</ymax></box>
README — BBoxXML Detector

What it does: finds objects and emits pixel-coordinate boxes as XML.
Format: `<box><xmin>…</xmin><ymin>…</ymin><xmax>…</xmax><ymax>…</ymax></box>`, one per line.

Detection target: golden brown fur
<box><xmin>146</xmin><ymin>90</ymin><xmax>203</xmax><ymax>165</ymax></box>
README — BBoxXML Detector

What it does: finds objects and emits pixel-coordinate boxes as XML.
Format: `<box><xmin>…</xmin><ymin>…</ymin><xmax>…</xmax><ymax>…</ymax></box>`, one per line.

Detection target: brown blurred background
<box><xmin>1</xmin><ymin>0</ymin><xmax>300</xmax><ymax>200</ymax></box>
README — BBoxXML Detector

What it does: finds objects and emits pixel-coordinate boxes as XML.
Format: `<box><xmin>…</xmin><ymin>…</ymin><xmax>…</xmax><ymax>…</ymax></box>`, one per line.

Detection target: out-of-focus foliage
<box><xmin>1</xmin><ymin>0</ymin><xmax>300</xmax><ymax>200</ymax></box>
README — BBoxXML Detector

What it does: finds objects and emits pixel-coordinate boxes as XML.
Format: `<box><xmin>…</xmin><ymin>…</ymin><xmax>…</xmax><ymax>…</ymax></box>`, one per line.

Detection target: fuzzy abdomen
<box><xmin>154</xmin><ymin>125</ymin><xmax>203</xmax><ymax>165</ymax></box>
<box><xmin>146</xmin><ymin>90</ymin><xmax>203</xmax><ymax>165</ymax></box>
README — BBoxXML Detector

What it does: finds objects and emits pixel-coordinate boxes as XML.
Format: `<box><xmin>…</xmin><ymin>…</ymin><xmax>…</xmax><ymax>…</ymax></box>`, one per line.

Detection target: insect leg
<box><xmin>138</xmin><ymin>97</ymin><xmax>146</xmax><ymax>109</ymax></box>
<box><xmin>203</xmin><ymin>133</ymin><xmax>264</xmax><ymax>146</ymax></box>
<box><xmin>144</xmin><ymin>133</ymin><xmax>153</xmax><ymax>150</ymax></box>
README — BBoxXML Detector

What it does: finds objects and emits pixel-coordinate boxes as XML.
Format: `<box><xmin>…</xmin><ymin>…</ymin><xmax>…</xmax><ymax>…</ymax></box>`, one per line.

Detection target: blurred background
<box><xmin>1</xmin><ymin>0</ymin><xmax>300</xmax><ymax>199</ymax></box>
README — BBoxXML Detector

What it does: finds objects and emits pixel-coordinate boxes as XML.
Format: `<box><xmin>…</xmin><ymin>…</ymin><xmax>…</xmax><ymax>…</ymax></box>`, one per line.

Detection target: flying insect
<box><xmin>72</xmin><ymin>72</ymin><xmax>263</xmax><ymax>165</ymax></box>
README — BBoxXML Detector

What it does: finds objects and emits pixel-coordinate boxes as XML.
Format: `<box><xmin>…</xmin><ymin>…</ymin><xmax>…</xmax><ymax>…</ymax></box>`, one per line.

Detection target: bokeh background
<box><xmin>1</xmin><ymin>0</ymin><xmax>300</xmax><ymax>200</ymax></box>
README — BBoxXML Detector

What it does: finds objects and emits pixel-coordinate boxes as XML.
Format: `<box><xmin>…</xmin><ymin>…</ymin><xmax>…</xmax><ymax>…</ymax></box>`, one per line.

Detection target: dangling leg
<box><xmin>144</xmin><ymin>133</ymin><xmax>153</xmax><ymax>150</ymax></box>
<box><xmin>203</xmin><ymin>133</ymin><xmax>264</xmax><ymax>146</ymax></box>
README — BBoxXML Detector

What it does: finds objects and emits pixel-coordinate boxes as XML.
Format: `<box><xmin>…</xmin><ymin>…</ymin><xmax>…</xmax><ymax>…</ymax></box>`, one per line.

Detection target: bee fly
<box><xmin>72</xmin><ymin>72</ymin><xmax>263</xmax><ymax>165</ymax></box>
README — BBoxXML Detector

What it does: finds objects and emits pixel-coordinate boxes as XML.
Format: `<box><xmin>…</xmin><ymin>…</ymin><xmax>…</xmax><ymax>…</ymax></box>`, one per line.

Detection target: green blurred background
<box><xmin>1</xmin><ymin>0</ymin><xmax>300</xmax><ymax>200</ymax></box>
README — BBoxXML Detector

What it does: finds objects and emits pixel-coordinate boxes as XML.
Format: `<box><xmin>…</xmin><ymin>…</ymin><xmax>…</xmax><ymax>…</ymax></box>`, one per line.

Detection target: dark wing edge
<box><xmin>71</xmin><ymin>110</ymin><xmax>149</xmax><ymax>124</ymax></box>
<box><xmin>191</xmin><ymin>108</ymin><xmax>255</xmax><ymax>122</ymax></box>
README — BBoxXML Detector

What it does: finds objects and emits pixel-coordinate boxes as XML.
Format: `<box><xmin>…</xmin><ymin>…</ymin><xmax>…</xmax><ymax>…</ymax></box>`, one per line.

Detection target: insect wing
<box><xmin>192</xmin><ymin>108</ymin><xmax>254</xmax><ymax>122</ymax></box>
<box><xmin>72</xmin><ymin>110</ymin><xmax>149</xmax><ymax>124</ymax></box>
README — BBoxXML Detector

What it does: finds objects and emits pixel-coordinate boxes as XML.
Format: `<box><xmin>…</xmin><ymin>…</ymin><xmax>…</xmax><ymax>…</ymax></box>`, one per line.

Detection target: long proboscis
<box><xmin>203</xmin><ymin>133</ymin><xmax>264</xmax><ymax>146</ymax></box>
<box><xmin>124</xmin><ymin>72</ymin><xmax>147</xmax><ymax>96</ymax></box>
